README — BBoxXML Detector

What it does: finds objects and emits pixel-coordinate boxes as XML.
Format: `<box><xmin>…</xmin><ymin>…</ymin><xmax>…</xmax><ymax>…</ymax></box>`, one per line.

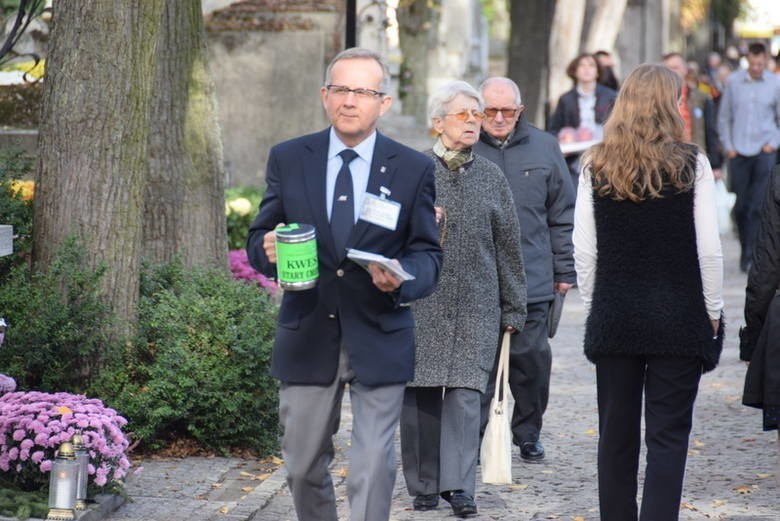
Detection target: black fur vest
<box><xmin>583</xmin><ymin>169</ymin><xmax>723</xmax><ymax>372</ymax></box>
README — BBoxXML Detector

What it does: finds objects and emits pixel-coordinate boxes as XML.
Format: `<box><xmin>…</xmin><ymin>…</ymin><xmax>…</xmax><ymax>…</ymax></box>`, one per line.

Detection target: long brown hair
<box><xmin>585</xmin><ymin>64</ymin><xmax>697</xmax><ymax>202</ymax></box>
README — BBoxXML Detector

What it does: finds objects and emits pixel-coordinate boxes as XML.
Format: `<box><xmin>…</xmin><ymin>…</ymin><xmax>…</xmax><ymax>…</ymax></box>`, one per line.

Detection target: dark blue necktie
<box><xmin>331</xmin><ymin>149</ymin><xmax>358</xmax><ymax>255</ymax></box>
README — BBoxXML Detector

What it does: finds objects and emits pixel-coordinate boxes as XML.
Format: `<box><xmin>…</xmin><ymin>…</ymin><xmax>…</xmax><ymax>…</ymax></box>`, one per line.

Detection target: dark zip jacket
<box><xmin>474</xmin><ymin>115</ymin><xmax>576</xmax><ymax>303</ymax></box>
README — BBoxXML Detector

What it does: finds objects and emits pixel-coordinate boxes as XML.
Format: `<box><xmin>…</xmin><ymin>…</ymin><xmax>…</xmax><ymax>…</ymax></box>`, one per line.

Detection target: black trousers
<box><xmin>595</xmin><ymin>355</ymin><xmax>702</xmax><ymax>521</ymax></box>
<box><xmin>481</xmin><ymin>302</ymin><xmax>551</xmax><ymax>445</ymax></box>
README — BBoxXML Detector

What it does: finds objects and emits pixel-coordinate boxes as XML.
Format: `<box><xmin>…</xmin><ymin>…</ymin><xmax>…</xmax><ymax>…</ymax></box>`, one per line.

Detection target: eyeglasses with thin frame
<box><xmin>326</xmin><ymin>84</ymin><xmax>386</xmax><ymax>99</ymax></box>
<box><xmin>443</xmin><ymin>109</ymin><xmax>486</xmax><ymax>121</ymax></box>
<box><xmin>484</xmin><ymin>107</ymin><xmax>520</xmax><ymax>119</ymax></box>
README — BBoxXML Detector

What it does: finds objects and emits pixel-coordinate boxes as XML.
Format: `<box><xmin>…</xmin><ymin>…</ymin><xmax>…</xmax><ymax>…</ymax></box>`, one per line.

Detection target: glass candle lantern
<box><xmin>71</xmin><ymin>433</ymin><xmax>89</xmax><ymax>510</ymax></box>
<box><xmin>46</xmin><ymin>442</ymin><xmax>78</xmax><ymax>521</ymax></box>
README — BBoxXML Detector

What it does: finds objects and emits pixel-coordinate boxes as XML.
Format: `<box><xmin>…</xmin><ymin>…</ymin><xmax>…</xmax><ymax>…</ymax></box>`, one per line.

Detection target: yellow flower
<box><xmin>56</xmin><ymin>405</ymin><xmax>73</xmax><ymax>415</ymax></box>
<box><xmin>10</xmin><ymin>180</ymin><xmax>35</xmax><ymax>201</ymax></box>
<box><xmin>227</xmin><ymin>197</ymin><xmax>252</xmax><ymax>216</ymax></box>
<box><xmin>0</xmin><ymin>59</ymin><xmax>45</xmax><ymax>79</ymax></box>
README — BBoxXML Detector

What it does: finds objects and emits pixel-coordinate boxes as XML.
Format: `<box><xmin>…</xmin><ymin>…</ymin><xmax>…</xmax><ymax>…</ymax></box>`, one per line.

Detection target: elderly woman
<box><xmin>399</xmin><ymin>80</ymin><xmax>527</xmax><ymax>518</ymax></box>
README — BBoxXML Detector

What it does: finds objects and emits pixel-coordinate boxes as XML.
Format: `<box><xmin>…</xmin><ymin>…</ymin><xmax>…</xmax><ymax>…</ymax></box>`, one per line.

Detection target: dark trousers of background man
<box><xmin>481</xmin><ymin>302</ymin><xmax>551</xmax><ymax>446</ymax></box>
<box><xmin>596</xmin><ymin>355</ymin><xmax>702</xmax><ymax>521</ymax></box>
<box><xmin>729</xmin><ymin>152</ymin><xmax>775</xmax><ymax>270</ymax></box>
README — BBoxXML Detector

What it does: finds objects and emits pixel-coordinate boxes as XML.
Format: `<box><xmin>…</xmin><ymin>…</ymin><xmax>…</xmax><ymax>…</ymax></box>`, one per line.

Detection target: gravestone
<box><xmin>0</xmin><ymin>225</ymin><xmax>12</xmax><ymax>257</ymax></box>
<box><xmin>205</xmin><ymin>1</ymin><xmax>341</xmax><ymax>187</ymax></box>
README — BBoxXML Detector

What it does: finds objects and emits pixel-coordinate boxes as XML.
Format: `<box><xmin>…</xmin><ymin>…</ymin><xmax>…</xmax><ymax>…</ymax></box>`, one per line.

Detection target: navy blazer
<box><xmin>247</xmin><ymin>129</ymin><xmax>443</xmax><ymax>386</ymax></box>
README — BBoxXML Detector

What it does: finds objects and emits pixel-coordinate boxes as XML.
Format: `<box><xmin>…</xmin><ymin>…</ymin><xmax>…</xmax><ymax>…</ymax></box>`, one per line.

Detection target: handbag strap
<box><xmin>493</xmin><ymin>331</ymin><xmax>511</xmax><ymax>406</ymax></box>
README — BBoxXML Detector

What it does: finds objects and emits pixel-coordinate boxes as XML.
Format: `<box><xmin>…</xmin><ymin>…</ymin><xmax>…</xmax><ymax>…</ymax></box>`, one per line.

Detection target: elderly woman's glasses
<box><xmin>484</xmin><ymin>107</ymin><xmax>519</xmax><ymax>118</ymax></box>
<box><xmin>444</xmin><ymin>109</ymin><xmax>486</xmax><ymax>121</ymax></box>
<box><xmin>326</xmin><ymin>84</ymin><xmax>386</xmax><ymax>99</ymax></box>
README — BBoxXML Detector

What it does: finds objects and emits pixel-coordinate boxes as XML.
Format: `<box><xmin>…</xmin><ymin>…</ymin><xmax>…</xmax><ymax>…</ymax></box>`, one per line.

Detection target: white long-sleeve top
<box><xmin>573</xmin><ymin>153</ymin><xmax>724</xmax><ymax>320</ymax></box>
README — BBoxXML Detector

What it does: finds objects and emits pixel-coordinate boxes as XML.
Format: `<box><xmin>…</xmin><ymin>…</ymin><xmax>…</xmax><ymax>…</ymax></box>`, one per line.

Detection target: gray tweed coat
<box><xmin>409</xmin><ymin>152</ymin><xmax>528</xmax><ymax>392</ymax></box>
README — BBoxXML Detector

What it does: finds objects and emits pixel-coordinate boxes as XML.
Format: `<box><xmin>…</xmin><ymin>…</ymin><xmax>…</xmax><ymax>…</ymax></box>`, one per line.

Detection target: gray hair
<box><xmin>478</xmin><ymin>77</ymin><xmax>523</xmax><ymax>106</ymax></box>
<box><xmin>324</xmin><ymin>47</ymin><xmax>391</xmax><ymax>93</ymax></box>
<box><xmin>427</xmin><ymin>80</ymin><xmax>483</xmax><ymax>122</ymax></box>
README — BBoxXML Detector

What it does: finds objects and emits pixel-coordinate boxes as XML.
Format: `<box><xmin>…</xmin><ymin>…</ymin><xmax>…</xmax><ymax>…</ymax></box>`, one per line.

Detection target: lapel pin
<box><xmin>380</xmin><ymin>165</ymin><xmax>387</xmax><ymax>173</ymax></box>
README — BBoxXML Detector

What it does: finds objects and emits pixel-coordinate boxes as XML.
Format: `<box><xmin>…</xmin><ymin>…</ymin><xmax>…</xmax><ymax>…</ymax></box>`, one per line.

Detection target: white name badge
<box><xmin>359</xmin><ymin>192</ymin><xmax>401</xmax><ymax>231</ymax></box>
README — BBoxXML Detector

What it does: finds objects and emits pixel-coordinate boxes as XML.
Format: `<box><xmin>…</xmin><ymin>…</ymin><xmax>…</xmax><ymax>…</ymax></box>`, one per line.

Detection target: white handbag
<box><xmin>480</xmin><ymin>331</ymin><xmax>513</xmax><ymax>484</ymax></box>
<box><xmin>715</xmin><ymin>178</ymin><xmax>736</xmax><ymax>235</ymax></box>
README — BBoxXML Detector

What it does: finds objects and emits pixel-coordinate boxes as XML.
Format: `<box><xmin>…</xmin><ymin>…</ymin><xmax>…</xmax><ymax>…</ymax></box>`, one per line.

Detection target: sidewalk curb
<box><xmin>242</xmin><ymin>465</ymin><xmax>287</xmax><ymax>520</ymax></box>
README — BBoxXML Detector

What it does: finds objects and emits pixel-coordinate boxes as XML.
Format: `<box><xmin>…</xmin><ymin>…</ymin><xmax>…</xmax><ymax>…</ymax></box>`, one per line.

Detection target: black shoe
<box><xmin>441</xmin><ymin>490</ymin><xmax>477</xmax><ymax>518</ymax></box>
<box><xmin>520</xmin><ymin>440</ymin><xmax>545</xmax><ymax>461</ymax></box>
<box><xmin>413</xmin><ymin>493</ymin><xmax>439</xmax><ymax>511</ymax></box>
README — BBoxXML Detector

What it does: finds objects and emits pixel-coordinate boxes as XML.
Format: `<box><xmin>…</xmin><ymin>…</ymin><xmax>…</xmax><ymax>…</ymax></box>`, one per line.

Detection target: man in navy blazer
<box><xmin>247</xmin><ymin>48</ymin><xmax>442</xmax><ymax>521</ymax></box>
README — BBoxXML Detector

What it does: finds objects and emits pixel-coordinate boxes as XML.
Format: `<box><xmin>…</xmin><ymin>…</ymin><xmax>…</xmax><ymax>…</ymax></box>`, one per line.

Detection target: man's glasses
<box><xmin>326</xmin><ymin>84</ymin><xmax>385</xmax><ymax>99</ymax></box>
<box><xmin>444</xmin><ymin>109</ymin><xmax>486</xmax><ymax>121</ymax></box>
<box><xmin>484</xmin><ymin>107</ymin><xmax>519</xmax><ymax>119</ymax></box>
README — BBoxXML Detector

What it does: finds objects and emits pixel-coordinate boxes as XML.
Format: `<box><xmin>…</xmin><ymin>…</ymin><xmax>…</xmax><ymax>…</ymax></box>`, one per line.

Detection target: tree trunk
<box><xmin>583</xmin><ymin>0</ymin><xmax>628</xmax><ymax>54</ymax></box>
<box><xmin>507</xmin><ymin>0</ymin><xmax>554</xmax><ymax>128</ymax></box>
<box><xmin>144</xmin><ymin>1</ymin><xmax>227</xmax><ymax>267</ymax></box>
<box><xmin>397</xmin><ymin>0</ymin><xmax>440</xmax><ymax>125</ymax></box>
<box><xmin>33</xmin><ymin>1</ymin><xmax>164</xmax><ymax>340</ymax></box>
<box><xmin>548</xmin><ymin>0</ymin><xmax>586</xmax><ymax>113</ymax></box>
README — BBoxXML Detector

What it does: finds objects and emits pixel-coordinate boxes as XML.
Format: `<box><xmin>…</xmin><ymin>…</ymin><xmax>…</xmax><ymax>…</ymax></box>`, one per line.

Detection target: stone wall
<box><xmin>205</xmin><ymin>1</ymin><xmax>341</xmax><ymax>187</ymax></box>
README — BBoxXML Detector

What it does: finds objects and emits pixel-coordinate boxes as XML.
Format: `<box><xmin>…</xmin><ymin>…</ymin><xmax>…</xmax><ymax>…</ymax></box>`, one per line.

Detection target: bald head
<box><xmin>479</xmin><ymin>77</ymin><xmax>525</xmax><ymax>141</ymax></box>
<box><xmin>479</xmin><ymin>77</ymin><xmax>522</xmax><ymax>106</ymax></box>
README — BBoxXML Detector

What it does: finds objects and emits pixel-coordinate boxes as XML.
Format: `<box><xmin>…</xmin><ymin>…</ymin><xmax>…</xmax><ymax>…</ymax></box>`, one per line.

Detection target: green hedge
<box><xmin>0</xmin><ymin>237</ymin><xmax>112</xmax><ymax>393</ymax></box>
<box><xmin>93</xmin><ymin>259</ymin><xmax>280</xmax><ymax>455</ymax></box>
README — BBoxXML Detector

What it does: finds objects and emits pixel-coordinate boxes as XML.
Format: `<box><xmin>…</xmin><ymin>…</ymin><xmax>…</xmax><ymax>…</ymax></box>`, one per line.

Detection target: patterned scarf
<box><xmin>433</xmin><ymin>137</ymin><xmax>474</xmax><ymax>171</ymax></box>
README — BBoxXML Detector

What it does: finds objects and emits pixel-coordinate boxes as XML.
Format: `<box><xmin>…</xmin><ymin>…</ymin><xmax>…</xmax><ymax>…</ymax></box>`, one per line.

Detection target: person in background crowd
<box><xmin>574</xmin><ymin>64</ymin><xmax>724</xmax><ymax>521</ymax></box>
<box><xmin>594</xmin><ymin>50</ymin><xmax>620</xmax><ymax>91</ymax></box>
<box><xmin>548</xmin><ymin>53</ymin><xmax>618</xmax><ymax>186</ymax></box>
<box><xmin>663</xmin><ymin>52</ymin><xmax>722</xmax><ymax>180</ymax></box>
<box><xmin>686</xmin><ymin>60</ymin><xmax>718</xmax><ymax>99</ymax></box>
<box><xmin>400</xmin><ymin>80</ymin><xmax>527</xmax><ymax>518</ymax></box>
<box><xmin>714</xmin><ymin>62</ymin><xmax>733</xmax><ymax>109</ymax></box>
<box><xmin>740</xmin><ymin>163</ymin><xmax>780</xmax><ymax>488</ymax></box>
<box><xmin>476</xmin><ymin>77</ymin><xmax>576</xmax><ymax>464</ymax></box>
<box><xmin>246</xmin><ymin>47</ymin><xmax>442</xmax><ymax>521</ymax></box>
<box><xmin>717</xmin><ymin>42</ymin><xmax>780</xmax><ymax>272</ymax></box>
<box><xmin>706</xmin><ymin>51</ymin><xmax>724</xmax><ymax>91</ymax></box>
<box><xmin>725</xmin><ymin>45</ymin><xmax>741</xmax><ymax>70</ymax></box>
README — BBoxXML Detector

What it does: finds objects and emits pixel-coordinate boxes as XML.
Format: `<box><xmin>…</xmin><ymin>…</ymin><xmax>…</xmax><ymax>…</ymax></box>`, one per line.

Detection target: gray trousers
<box><xmin>279</xmin><ymin>348</ymin><xmax>405</xmax><ymax>521</ymax></box>
<box><xmin>400</xmin><ymin>387</ymin><xmax>481</xmax><ymax>498</ymax></box>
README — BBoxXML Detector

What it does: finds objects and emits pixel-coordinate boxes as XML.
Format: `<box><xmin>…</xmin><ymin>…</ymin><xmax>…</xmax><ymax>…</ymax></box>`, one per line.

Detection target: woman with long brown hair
<box><xmin>573</xmin><ymin>64</ymin><xmax>724</xmax><ymax>521</ymax></box>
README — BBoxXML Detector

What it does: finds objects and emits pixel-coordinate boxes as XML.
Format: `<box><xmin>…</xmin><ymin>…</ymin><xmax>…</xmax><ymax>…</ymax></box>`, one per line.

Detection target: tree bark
<box><xmin>397</xmin><ymin>0</ymin><xmax>440</xmax><ymax>125</ymax></box>
<box><xmin>507</xmin><ymin>0</ymin><xmax>554</xmax><ymax>128</ymax></box>
<box><xmin>144</xmin><ymin>1</ymin><xmax>227</xmax><ymax>267</ymax></box>
<box><xmin>583</xmin><ymin>0</ymin><xmax>628</xmax><ymax>54</ymax></box>
<box><xmin>548</xmin><ymin>0</ymin><xmax>586</xmax><ymax>113</ymax></box>
<box><xmin>33</xmin><ymin>1</ymin><xmax>164</xmax><ymax>339</ymax></box>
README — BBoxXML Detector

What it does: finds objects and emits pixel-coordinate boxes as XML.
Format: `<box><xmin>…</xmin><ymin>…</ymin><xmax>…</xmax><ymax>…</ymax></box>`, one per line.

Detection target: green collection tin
<box><xmin>275</xmin><ymin>223</ymin><xmax>318</xmax><ymax>290</ymax></box>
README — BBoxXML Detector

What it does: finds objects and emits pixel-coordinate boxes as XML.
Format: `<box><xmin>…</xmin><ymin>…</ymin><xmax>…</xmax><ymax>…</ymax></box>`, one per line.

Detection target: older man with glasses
<box><xmin>474</xmin><ymin>77</ymin><xmax>575</xmax><ymax>464</ymax></box>
<box><xmin>247</xmin><ymin>47</ymin><xmax>442</xmax><ymax>521</ymax></box>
